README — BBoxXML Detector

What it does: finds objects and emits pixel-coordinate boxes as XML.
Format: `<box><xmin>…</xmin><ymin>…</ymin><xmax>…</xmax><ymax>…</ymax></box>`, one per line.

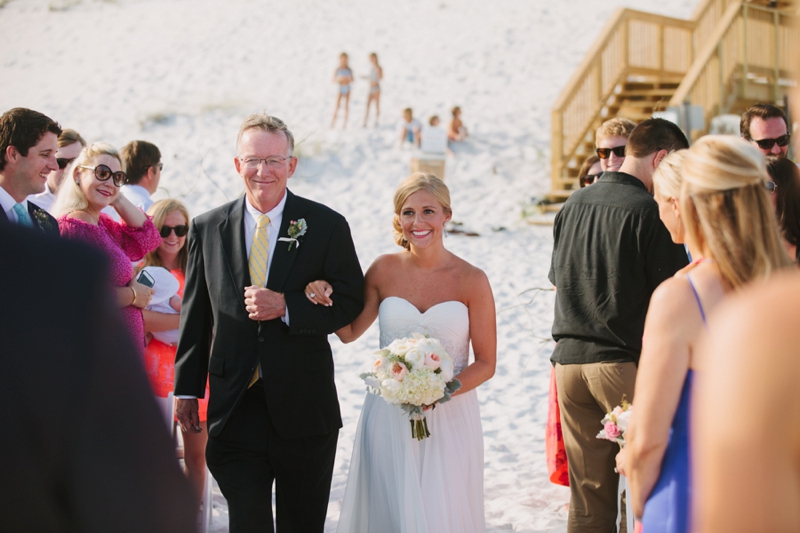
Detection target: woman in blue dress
<box><xmin>616</xmin><ymin>136</ymin><xmax>792</xmax><ymax>533</ymax></box>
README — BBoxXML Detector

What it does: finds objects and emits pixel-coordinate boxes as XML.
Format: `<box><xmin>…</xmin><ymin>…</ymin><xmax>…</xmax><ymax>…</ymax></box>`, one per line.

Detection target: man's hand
<box><xmin>244</xmin><ymin>286</ymin><xmax>286</xmax><ymax>321</ymax></box>
<box><xmin>175</xmin><ymin>398</ymin><xmax>202</xmax><ymax>433</ymax></box>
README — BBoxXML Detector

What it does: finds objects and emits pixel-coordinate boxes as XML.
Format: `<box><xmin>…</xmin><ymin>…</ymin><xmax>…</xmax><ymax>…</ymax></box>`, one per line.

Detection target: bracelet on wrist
<box><xmin>129</xmin><ymin>285</ymin><xmax>137</xmax><ymax>307</ymax></box>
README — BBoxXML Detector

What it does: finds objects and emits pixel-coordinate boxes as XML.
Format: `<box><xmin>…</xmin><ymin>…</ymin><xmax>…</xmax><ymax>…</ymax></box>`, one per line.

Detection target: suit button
<box><xmin>258</xmin><ymin>337</ymin><xmax>264</xmax><ymax>342</ymax></box>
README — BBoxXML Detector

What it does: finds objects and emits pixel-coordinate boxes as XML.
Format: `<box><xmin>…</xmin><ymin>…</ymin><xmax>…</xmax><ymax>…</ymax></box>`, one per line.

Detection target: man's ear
<box><xmin>653</xmin><ymin>149</ymin><xmax>669</xmax><ymax>170</ymax></box>
<box><xmin>5</xmin><ymin>145</ymin><xmax>19</xmax><ymax>165</ymax></box>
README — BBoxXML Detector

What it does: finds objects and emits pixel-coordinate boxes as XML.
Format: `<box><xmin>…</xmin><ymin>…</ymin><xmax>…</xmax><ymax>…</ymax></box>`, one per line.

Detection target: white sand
<box><xmin>0</xmin><ymin>0</ymin><xmax>696</xmax><ymax>530</ymax></box>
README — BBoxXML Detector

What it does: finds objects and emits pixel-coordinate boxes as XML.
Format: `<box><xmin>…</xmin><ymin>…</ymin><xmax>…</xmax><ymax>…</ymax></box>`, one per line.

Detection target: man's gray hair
<box><xmin>236</xmin><ymin>113</ymin><xmax>295</xmax><ymax>155</ymax></box>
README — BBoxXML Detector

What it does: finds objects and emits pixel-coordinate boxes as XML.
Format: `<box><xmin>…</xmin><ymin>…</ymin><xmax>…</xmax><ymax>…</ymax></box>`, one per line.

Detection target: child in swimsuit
<box><xmin>364</xmin><ymin>52</ymin><xmax>383</xmax><ymax>127</ymax></box>
<box><xmin>399</xmin><ymin>108</ymin><xmax>421</xmax><ymax>147</ymax></box>
<box><xmin>331</xmin><ymin>52</ymin><xmax>354</xmax><ymax>129</ymax></box>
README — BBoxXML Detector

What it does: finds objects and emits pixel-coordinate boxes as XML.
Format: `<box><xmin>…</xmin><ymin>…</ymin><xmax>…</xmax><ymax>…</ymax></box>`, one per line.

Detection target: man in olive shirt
<box><xmin>549</xmin><ymin>118</ymin><xmax>689</xmax><ymax>532</ymax></box>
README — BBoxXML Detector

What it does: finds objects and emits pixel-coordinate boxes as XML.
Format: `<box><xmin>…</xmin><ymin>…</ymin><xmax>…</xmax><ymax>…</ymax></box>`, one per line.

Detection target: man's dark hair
<box><xmin>766</xmin><ymin>156</ymin><xmax>800</xmax><ymax>249</ymax></box>
<box><xmin>740</xmin><ymin>103</ymin><xmax>789</xmax><ymax>139</ymax></box>
<box><xmin>120</xmin><ymin>140</ymin><xmax>161</xmax><ymax>185</ymax></box>
<box><xmin>0</xmin><ymin>108</ymin><xmax>62</xmax><ymax>172</ymax></box>
<box><xmin>626</xmin><ymin>118</ymin><xmax>689</xmax><ymax>158</ymax></box>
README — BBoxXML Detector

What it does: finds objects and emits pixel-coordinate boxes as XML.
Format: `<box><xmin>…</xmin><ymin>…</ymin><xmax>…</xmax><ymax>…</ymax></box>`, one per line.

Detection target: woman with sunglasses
<box><xmin>616</xmin><ymin>137</ymin><xmax>792</xmax><ymax>533</ymax></box>
<box><xmin>140</xmin><ymin>198</ymin><xmax>209</xmax><ymax>505</ymax></box>
<box><xmin>52</xmin><ymin>142</ymin><xmax>161</xmax><ymax>355</ymax></box>
<box><xmin>578</xmin><ymin>154</ymin><xmax>602</xmax><ymax>188</ymax></box>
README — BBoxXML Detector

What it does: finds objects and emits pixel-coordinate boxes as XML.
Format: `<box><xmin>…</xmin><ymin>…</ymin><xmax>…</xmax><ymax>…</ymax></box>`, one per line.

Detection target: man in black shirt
<box><xmin>549</xmin><ymin>118</ymin><xmax>689</xmax><ymax>532</ymax></box>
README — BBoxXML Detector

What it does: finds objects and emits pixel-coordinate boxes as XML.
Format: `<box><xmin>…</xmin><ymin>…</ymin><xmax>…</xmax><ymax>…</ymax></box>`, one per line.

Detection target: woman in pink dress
<box><xmin>141</xmin><ymin>198</ymin><xmax>210</xmax><ymax>504</ymax></box>
<box><xmin>52</xmin><ymin>142</ymin><xmax>161</xmax><ymax>354</ymax></box>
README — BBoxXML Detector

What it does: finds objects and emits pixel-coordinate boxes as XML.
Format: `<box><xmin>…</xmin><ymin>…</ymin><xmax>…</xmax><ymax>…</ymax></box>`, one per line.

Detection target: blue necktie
<box><xmin>12</xmin><ymin>203</ymin><xmax>32</xmax><ymax>227</ymax></box>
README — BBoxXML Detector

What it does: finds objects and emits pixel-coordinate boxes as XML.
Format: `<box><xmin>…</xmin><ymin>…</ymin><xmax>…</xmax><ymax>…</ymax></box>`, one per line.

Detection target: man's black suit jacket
<box><xmin>0</xmin><ymin>199</ymin><xmax>60</xmax><ymax>236</ymax></box>
<box><xmin>0</xmin><ymin>224</ymin><xmax>196</xmax><ymax>532</ymax></box>
<box><xmin>174</xmin><ymin>190</ymin><xmax>364</xmax><ymax>439</ymax></box>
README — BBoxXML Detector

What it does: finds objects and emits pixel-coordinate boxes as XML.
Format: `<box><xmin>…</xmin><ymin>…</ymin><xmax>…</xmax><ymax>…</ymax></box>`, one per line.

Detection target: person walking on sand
<box><xmin>331</xmin><ymin>52</ymin><xmax>354</xmax><ymax>129</ymax></box>
<box><xmin>363</xmin><ymin>52</ymin><xmax>382</xmax><ymax>127</ymax></box>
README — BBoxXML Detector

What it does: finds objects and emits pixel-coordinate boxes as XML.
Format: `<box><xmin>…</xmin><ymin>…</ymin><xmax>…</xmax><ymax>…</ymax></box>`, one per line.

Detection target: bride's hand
<box><xmin>305</xmin><ymin>280</ymin><xmax>334</xmax><ymax>306</ymax></box>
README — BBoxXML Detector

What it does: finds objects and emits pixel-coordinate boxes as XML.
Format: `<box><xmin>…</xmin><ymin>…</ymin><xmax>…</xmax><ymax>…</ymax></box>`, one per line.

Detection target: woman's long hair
<box><xmin>766</xmin><ymin>156</ymin><xmax>800</xmax><ymax>250</ymax></box>
<box><xmin>142</xmin><ymin>199</ymin><xmax>190</xmax><ymax>273</ymax></box>
<box><xmin>680</xmin><ymin>135</ymin><xmax>792</xmax><ymax>289</ymax></box>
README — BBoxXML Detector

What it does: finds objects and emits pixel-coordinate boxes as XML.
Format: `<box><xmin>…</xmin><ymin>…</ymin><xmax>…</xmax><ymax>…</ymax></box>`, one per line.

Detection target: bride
<box><xmin>305</xmin><ymin>172</ymin><xmax>496</xmax><ymax>533</ymax></box>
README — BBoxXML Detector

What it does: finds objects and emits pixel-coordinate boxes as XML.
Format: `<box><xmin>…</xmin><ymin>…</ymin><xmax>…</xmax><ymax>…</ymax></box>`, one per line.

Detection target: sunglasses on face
<box><xmin>750</xmin><ymin>134</ymin><xmax>791</xmax><ymax>151</ymax></box>
<box><xmin>596</xmin><ymin>145</ymin><xmax>626</xmax><ymax>159</ymax></box>
<box><xmin>57</xmin><ymin>157</ymin><xmax>76</xmax><ymax>169</ymax></box>
<box><xmin>764</xmin><ymin>181</ymin><xmax>778</xmax><ymax>194</ymax></box>
<box><xmin>160</xmin><ymin>224</ymin><xmax>189</xmax><ymax>238</ymax></box>
<box><xmin>580</xmin><ymin>172</ymin><xmax>602</xmax><ymax>186</ymax></box>
<box><xmin>78</xmin><ymin>164</ymin><xmax>128</xmax><ymax>187</ymax></box>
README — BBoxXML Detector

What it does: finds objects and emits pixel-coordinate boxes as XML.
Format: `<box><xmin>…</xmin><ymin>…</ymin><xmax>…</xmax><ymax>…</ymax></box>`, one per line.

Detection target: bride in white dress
<box><xmin>305</xmin><ymin>173</ymin><xmax>496</xmax><ymax>533</ymax></box>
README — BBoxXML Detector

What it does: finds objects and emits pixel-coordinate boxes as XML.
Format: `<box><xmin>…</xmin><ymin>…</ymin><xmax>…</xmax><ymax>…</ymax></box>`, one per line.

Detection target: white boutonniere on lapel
<box><xmin>278</xmin><ymin>218</ymin><xmax>307</xmax><ymax>251</ymax></box>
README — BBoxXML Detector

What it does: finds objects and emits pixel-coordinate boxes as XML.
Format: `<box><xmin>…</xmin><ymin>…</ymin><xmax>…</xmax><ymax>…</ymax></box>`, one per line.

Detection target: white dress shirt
<box><xmin>120</xmin><ymin>184</ymin><xmax>154</xmax><ymax>213</ymax></box>
<box><xmin>0</xmin><ymin>186</ymin><xmax>27</xmax><ymax>224</ymax></box>
<box><xmin>28</xmin><ymin>184</ymin><xmax>57</xmax><ymax>213</ymax></box>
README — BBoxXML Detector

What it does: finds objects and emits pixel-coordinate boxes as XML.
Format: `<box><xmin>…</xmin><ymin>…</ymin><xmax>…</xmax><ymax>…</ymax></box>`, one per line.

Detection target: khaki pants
<box><xmin>556</xmin><ymin>361</ymin><xmax>637</xmax><ymax>533</ymax></box>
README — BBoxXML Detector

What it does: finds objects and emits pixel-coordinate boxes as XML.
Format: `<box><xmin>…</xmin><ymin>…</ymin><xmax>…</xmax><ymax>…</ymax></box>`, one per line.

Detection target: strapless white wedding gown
<box><xmin>336</xmin><ymin>296</ymin><xmax>486</xmax><ymax>533</ymax></box>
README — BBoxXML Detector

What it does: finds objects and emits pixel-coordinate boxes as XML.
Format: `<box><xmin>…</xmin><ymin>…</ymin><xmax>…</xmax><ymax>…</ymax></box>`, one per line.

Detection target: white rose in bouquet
<box><xmin>404</xmin><ymin>348</ymin><xmax>425</xmax><ymax>368</ymax></box>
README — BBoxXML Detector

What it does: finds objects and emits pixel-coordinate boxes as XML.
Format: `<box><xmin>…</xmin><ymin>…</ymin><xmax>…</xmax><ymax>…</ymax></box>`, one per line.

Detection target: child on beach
<box><xmin>331</xmin><ymin>52</ymin><xmax>354</xmax><ymax>129</ymax></box>
<box><xmin>140</xmin><ymin>265</ymin><xmax>182</xmax><ymax>345</ymax></box>
<box><xmin>447</xmin><ymin>106</ymin><xmax>468</xmax><ymax>141</ymax></box>
<box><xmin>399</xmin><ymin>107</ymin><xmax>421</xmax><ymax>147</ymax></box>
<box><xmin>363</xmin><ymin>52</ymin><xmax>383</xmax><ymax>127</ymax></box>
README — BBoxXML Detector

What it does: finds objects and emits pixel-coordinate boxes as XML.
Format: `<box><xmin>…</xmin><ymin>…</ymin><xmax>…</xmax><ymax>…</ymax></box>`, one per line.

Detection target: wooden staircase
<box><xmin>548</xmin><ymin>0</ymin><xmax>798</xmax><ymax>201</ymax></box>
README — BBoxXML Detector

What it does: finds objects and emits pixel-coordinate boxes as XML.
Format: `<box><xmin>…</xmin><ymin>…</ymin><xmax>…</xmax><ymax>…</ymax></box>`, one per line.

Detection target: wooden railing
<box><xmin>550</xmin><ymin>9</ymin><xmax>695</xmax><ymax>191</ymax></box>
<box><xmin>670</xmin><ymin>2</ymin><xmax>799</xmax><ymax>133</ymax></box>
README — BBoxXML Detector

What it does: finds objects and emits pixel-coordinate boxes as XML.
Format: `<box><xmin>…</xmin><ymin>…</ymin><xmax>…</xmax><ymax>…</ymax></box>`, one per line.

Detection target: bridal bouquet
<box><xmin>360</xmin><ymin>333</ymin><xmax>461</xmax><ymax>440</ymax></box>
<box><xmin>596</xmin><ymin>396</ymin><xmax>633</xmax><ymax>447</ymax></box>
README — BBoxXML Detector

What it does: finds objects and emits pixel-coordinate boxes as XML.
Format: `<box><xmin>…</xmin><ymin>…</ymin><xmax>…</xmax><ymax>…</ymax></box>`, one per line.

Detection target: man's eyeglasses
<box><xmin>57</xmin><ymin>157</ymin><xmax>76</xmax><ymax>169</ymax></box>
<box><xmin>580</xmin><ymin>172</ymin><xmax>602</xmax><ymax>186</ymax></box>
<box><xmin>749</xmin><ymin>134</ymin><xmax>791</xmax><ymax>151</ymax></box>
<box><xmin>596</xmin><ymin>146</ymin><xmax>626</xmax><ymax>159</ymax></box>
<box><xmin>764</xmin><ymin>181</ymin><xmax>778</xmax><ymax>194</ymax></box>
<box><xmin>239</xmin><ymin>155</ymin><xmax>293</xmax><ymax>169</ymax></box>
<box><xmin>160</xmin><ymin>224</ymin><xmax>189</xmax><ymax>238</ymax></box>
<box><xmin>78</xmin><ymin>164</ymin><xmax>128</xmax><ymax>187</ymax></box>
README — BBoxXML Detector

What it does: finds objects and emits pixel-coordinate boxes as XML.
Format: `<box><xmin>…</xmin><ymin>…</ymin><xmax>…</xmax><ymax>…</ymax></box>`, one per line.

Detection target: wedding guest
<box><xmin>447</xmin><ymin>106</ymin><xmax>468</xmax><ymax>141</ymax></box>
<box><xmin>331</xmin><ymin>52</ymin><xmax>354</xmax><ymax>129</ymax></box>
<box><xmin>617</xmin><ymin>137</ymin><xmax>791</xmax><ymax>533</ymax></box>
<box><xmin>364</xmin><ymin>52</ymin><xmax>382</xmax><ymax>127</ymax></box>
<box><xmin>0</xmin><ymin>107</ymin><xmax>61</xmax><ymax>235</ymax></box>
<box><xmin>399</xmin><ymin>107</ymin><xmax>422</xmax><ymax>147</ymax></box>
<box><xmin>549</xmin><ymin>118</ymin><xmax>689</xmax><ymax>533</ymax></box>
<box><xmin>53</xmin><ymin>142</ymin><xmax>161</xmax><ymax>355</ymax></box>
<box><xmin>29</xmin><ymin>128</ymin><xmax>86</xmax><ymax>213</ymax></box>
<box><xmin>596</xmin><ymin>117</ymin><xmax>636</xmax><ymax>173</ymax></box>
<box><xmin>141</xmin><ymin>198</ymin><xmax>210</xmax><ymax>504</ymax></box>
<box><xmin>692</xmin><ymin>270</ymin><xmax>800</xmax><ymax>533</ymax></box>
<box><xmin>578</xmin><ymin>154</ymin><xmax>602</xmax><ymax>188</ymax></box>
<box><xmin>119</xmin><ymin>140</ymin><xmax>162</xmax><ymax>212</ymax></box>
<box><xmin>0</xmin><ymin>223</ymin><xmax>196</xmax><ymax>533</ymax></box>
<box><xmin>765</xmin><ymin>157</ymin><xmax>800</xmax><ymax>262</ymax></box>
<box><xmin>740</xmin><ymin>103</ymin><xmax>790</xmax><ymax>158</ymax></box>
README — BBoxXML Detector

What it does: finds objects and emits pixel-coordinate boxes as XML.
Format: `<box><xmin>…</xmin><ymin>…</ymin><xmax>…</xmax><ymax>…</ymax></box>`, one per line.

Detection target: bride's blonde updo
<box><xmin>680</xmin><ymin>135</ymin><xmax>791</xmax><ymax>288</ymax></box>
<box><xmin>393</xmin><ymin>172</ymin><xmax>452</xmax><ymax>250</ymax></box>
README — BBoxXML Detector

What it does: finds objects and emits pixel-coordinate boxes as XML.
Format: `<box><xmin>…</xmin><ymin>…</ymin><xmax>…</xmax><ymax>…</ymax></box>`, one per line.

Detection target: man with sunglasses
<box><xmin>740</xmin><ymin>103</ymin><xmax>791</xmax><ymax>158</ymax></box>
<box><xmin>119</xmin><ymin>140</ymin><xmax>162</xmax><ymax>212</ymax></box>
<box><xmin>595</xmin><ymin>117</ymin><xmax>636</xmax><ymax>173</ymax></box>
<box><xmin>550</xmin><ymin>118</ymin><xmax>690</xmax><ymax>533</ymax></box>
<box><xmin>28</xmin><ymin>128</ymin><xmax>86</xmax><ymax>213</ymax></box>
<box><xmin>0</xmin><ymin>107</ymin><xmax>61</xmax><ymax>236</ymax></box>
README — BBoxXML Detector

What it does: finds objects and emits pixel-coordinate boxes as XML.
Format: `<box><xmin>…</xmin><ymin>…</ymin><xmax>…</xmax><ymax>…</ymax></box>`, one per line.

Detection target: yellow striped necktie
<box><xmin>248</xmin><ymin>214</ymin><xmax>270</xmax><ymax>388</ymax></box>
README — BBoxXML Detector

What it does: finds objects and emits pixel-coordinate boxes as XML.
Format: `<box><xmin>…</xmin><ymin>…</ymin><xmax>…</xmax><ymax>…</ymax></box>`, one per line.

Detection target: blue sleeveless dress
<box><xmin>641</xmin><ymin>274</ymin><xmax>706</xmax><ymax>533</ymax></box>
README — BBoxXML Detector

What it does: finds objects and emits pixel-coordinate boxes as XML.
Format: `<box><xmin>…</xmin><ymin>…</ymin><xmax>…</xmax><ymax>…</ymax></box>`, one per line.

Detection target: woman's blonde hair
<box><xmin>680</xmin><ymin>135</ymin><xmax>792</xmax><ymax>289</ymax></box>
<box><xmin>392</xmin><ymin>172</ymin><xmax>451</xmax><ymax>250</ymax></box>
<box><xmin>51</xmin><ymin>142</ymin><xmax>123</xmax><ymax>217</ymax></box>
<box><xmin>652</xmin><ymin>149</ymin><xmax>687</xmax><ymax>201</ymax></box>
<box><xmin>142</xmin><ymin>199</ymin><xmax>191</xmax><ymax>273</ymax></box>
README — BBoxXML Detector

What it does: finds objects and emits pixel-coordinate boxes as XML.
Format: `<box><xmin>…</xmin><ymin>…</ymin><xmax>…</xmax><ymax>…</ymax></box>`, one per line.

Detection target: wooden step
<box><xmin>616</xmin><ymin>89</ymin><xmax>675</xmax><ymax>97</ymax></box>
<box><xmin>610</xmin><ymin>99</ymin><xmax>669</xmax><ymax>109</ymax></box>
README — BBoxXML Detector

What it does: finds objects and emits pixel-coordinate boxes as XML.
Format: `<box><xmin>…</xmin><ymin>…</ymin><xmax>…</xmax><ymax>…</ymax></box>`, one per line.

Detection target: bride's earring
<box><xmin>444</xmin><ymin>224</ymin><xmax>448</xmax><ymax>238</ymax></box>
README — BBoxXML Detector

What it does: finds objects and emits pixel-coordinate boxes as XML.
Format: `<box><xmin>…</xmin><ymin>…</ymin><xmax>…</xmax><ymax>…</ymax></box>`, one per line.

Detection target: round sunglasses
<box><xmin>78</xmin><ymin>164</ymin><xmax>128</xmax><ymax>187</ymax></box>
<box><xmin>160</xmin><ymin>224</ymin><xmax>189</xmax><ymax>238</ymax></box>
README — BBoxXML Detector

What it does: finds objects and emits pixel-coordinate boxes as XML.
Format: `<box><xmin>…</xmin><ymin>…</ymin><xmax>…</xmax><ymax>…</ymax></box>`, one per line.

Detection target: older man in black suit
<box><xmin>0</xmin><ymin>108</ymin><xmax>61</xmax><ymax>235</ymax></box>
<box><xmin>174</xmin><ymin>113</ymin><xmax>364</xmax><ymax>532</ymax></box>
